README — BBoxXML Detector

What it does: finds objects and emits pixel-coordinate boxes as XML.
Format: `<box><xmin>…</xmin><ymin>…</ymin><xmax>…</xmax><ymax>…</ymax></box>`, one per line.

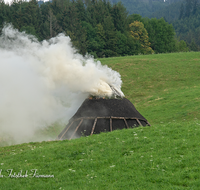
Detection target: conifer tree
<box><xmin>190</xmin><ymin>39</ymin><xmax>199</xmax><ymax>51</ymax></box>
<box><xmin>185</xmin><ymin>0</ymin><xmax>192</xmax><ymax>18</ymax></box>
<box><xmin>111</xmin><ymin>2</ymin><xmax>127</xmax><ymax>33</ymax></box>
<box><xmin>192</xmin><ymin>0</ymin><xmax>198</xmax><ymax>15</ymax></box>
<box><xmin>103</xmin><ymin>15</ymin><xmax>117</xmax><ymax>57</ymax></box>
<box><xmin>75</xmin><ymin>0</ymin><xmax>88</xmax><ymax>22</ymax></box>
<box><xmin>179</xmin><ymin>3</ymin><xmax>184</xmax><ymax>19</ymax></box>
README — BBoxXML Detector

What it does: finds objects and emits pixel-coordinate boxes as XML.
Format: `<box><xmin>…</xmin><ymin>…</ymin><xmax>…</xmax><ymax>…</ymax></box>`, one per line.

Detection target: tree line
<box><xmin>0</xmin><ymin>0</ymin><xmax>188</xmax><ymax>57</ymax></box>
<box><xmin>172</xmin><ymin>0</ymin><xmax>200</xmax><ymax>50</ymax></box>
<box><xmin>146</xmin><ymin>0</ymin><xmax>200</xmax><ymax>50</ymax></box>
<box><xmin>110</xmin><ymin>0</ymin><xmax>182</xmax><ymax>17</ymax></box>
<box><xmin>149</xmin><ymin>0</ymin><xmax>183</xmax><ymax>22</ymax></box>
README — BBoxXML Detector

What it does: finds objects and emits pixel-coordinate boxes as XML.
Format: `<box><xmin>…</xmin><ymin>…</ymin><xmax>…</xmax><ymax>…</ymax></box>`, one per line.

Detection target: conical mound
<box><xmin>57</xmin><ymin>98</ymin><xmax>150</xmax><ymax>140</ymax></box>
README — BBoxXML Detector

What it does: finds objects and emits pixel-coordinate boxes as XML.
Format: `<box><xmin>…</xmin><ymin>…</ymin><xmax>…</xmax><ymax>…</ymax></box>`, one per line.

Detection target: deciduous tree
<box><xmin>129</xmin><ymin>21</ymin><xmax>153</xmax><ymax>54</ymax></box>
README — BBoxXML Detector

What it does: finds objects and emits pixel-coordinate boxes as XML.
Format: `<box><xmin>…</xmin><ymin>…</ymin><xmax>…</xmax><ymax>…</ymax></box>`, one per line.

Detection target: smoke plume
<box><xmin>0</xmin><ymin>24</ymin><xmax>124</xmax><ymax>145</ymax></box>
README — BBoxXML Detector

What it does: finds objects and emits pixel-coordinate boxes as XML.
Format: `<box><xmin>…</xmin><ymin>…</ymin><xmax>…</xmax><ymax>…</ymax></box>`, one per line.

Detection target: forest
<box><xmin>172</xmin><ymin>0</ymin><xmax>200</xmax><ymax>49</ymax></box>
<box><xmin>107</xmin><ymin>0</ymin><xmax>200</xmax><ymax>50</ymax></box>
<box><xmin>144</xmin><ymin>0</ymin><xmax>200</xmax><ymax>50</ymax></box>
<box><xmin>0</xmin><ymin>0</ymin><xmax>190</xmax><ymax>57</ymax></box>
<box><xmin>109</xmin><ymin>0</ymin><xmax>182</xmax><ymax>17</ymax></box>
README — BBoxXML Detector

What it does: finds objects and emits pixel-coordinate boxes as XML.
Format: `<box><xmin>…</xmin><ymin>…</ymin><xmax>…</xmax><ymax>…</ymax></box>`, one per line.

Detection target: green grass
<box><xmin>99</xmin><ymin>52</ymin><xmax>200</xmax><ymax>124</ymax></box>
<box><xmin>0</xmin><ymin>122</ymin><xmax>200</xmax><ymax>189</ymax></box>
<box><xmin>0</xmin><ymin>52</ymin><xmax>200</xmax><ymax>189</ymax></box>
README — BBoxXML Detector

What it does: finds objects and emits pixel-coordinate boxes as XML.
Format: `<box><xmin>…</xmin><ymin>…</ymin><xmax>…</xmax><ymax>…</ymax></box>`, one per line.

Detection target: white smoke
<box><xmin>0</xmin><ymin>24</ymin><xmax>124</xmax><ymax>145</ymax></box>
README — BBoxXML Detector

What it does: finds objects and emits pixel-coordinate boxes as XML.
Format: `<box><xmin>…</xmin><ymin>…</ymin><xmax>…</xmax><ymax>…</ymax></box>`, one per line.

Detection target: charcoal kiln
<box><xmin>57</xmin><ymin>98</ymin><xmax>150</xmax><ymax>140</ymax></box>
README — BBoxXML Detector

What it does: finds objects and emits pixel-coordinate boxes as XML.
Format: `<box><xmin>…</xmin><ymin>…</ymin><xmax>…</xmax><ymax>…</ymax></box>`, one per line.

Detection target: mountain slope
<box><xmin>109</xmin><ymin>0</ymin><xmax>182</xmax><ymax>16</ymax></box>
<box><xmin>149</xmin><ymin>0</ymin><xmax>184</xmax><ymax>22</ymax></box>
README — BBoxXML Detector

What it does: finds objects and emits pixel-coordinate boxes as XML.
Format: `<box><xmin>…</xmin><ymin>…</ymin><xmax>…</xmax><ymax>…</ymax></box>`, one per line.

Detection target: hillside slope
<box><xmin>0</xmin><ymin>52</ymin><xmax>200</xmax><ymax>189</ymax></box>
<box><xmin>149</xmin><ymin>0</ymin><xmax>184</xmax><ymax>22</ymax></box>
<box><xmin>100</xmin><ymin>52</ymin><xmax>200</xmax><ymax>124</ymax></box>
<box><xmin>0</xmin><ymin>122</ymin><xmax>200</xmax><ymax>189</ymax></box>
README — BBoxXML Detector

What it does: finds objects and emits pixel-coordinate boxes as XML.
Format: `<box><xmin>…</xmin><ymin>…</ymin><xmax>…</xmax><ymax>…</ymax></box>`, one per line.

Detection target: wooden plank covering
<box><xmin>59</xmin><ymin>121</ymin><xmax>75</xmax><ymax>140</ymax></box>
<box><xmin>146</xmin><ymin>121</ymin><xmax>151</xmax><ymax>126</ymax></box>
<box><xmin>57</xmin><ymin>117</ymin><xmax>150</xmax><ymax>140</ymax></box>
<box><xmin>136</xmin><ymin>118</ymin><xmax>142</xmax><ymax>126</ymax></box>
<box><xmin>123</xmin><ymin>118</ymin><xmax>129</xmax><ymax>129</ymax></box>
<box><xmin>110</xmin><ymin>117</ymin><xmax>112</xmax><ymax>131</ymax></box>
<box><xmin>90</xmin><ymin>118</ymin><xmax>97</xmax><ymax>135</ymax></box>
<box><xmin>69</xmin><ymin>119</ymin><xmax>83</xmax><ymax>140</ymax></box>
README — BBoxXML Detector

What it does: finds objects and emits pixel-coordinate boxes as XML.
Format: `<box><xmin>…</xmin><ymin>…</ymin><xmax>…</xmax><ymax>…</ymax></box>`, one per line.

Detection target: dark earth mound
<box><xmin>71</xmin><ymin>98</ymin><xmax>146</xmax><ymax>119</ymax></box>
<box><xmin>57</xmin><ymin>98</ymin><xmax>150</xmax><ymax>140</ymax></box>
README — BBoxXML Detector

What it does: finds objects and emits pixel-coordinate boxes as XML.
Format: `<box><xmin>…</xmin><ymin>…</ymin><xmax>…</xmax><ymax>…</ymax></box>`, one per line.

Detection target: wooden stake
<box><xmin>69</xmin><ymin>119</ymin><xmax>83</xmax><ymax>140</ymax></box>
<box><xmin>58</xmin><ymin>121</ymin><xmax>75</xmax><ymax>140</ymax></box>
<box><xmin>136</xmin><ymin>119</ymin><xmax>142</xmax><ymax>126</ymax></box>
<box><xmin>91</xmin><ymin>118</ymin><xmax>97</xmax><ymax>135</ymax></box>
<box><xmin>123</xmin><ymin>118</ymin><xmax>129</xmax><ymax>129</ymax></box>
<box><xmin>110</xmin><ymin>117</ymin><xmax>112</xmax><ymax>131</ymax></box>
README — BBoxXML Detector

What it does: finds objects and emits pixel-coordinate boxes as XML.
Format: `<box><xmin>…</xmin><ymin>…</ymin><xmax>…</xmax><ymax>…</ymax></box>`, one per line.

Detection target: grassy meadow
<box><xmin>100</xmin><ymin>52</ymin><xmax>200</xmax><ymax>124</ymax></box>
<box><xmin>0</xmin><ymin>52</ymin><xmax>200</xmax><ymax>189</ymax></box>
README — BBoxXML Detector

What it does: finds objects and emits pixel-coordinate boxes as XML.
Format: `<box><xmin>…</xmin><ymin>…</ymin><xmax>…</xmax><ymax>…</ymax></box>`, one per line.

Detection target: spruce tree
<box><xmin>103</xmin><ymin>15</ymin><xmax>117</xmax><ymax>57</ymax></box>
<box><xmin>111</xmin><ymin>2</ymin><xmax>127</xmax><ymax>33</ymax></box>
<box><xmin>192</xmin><ymin>0</ymin><xmax>198</xmax><ymax>15</ymax></box>
<box><xmin>190</xmin><ymin>39</ymin><xmax>199</xmax><ymax>51</ymax></box>
<box><xmin>179</xmin><ymin>3</ymin><xmax>184</xmax><ymax>19</ymax></box>
<box><xmin>185</xmin><ymin>0</ymin><xmax>192</xmax><ymax>18</ymax></box>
